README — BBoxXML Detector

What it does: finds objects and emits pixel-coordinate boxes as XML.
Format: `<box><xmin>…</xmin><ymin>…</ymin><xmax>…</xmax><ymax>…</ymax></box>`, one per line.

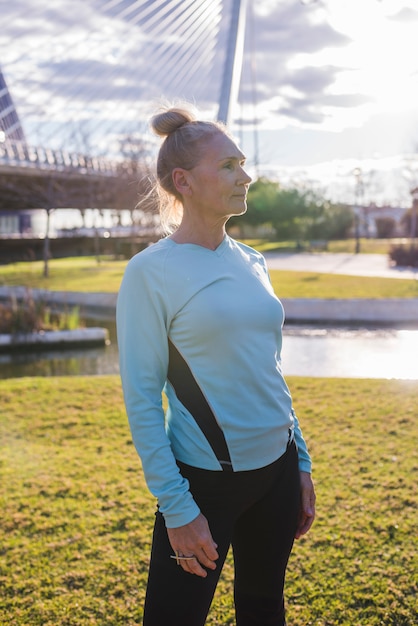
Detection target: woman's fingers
<box><xmin>180</xmin><ymin>553</ymin><xmax>209</xmax><ymax>577</ymax></box>
<box><xmin>295</xmin><ymin>471</ymin><xmax>316</xmax><ymax>539</ymax></box>
<box><xmin>167</xmin><ymin>513</ymin><xmax>219</xmax><ymax>577</ymax></box>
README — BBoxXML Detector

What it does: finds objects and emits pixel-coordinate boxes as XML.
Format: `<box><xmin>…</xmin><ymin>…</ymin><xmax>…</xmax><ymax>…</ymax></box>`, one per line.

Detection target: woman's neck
<box><xmin>169</xmin><ymin>220</ymin><xmax>226</xmax><ymax>251</ymax></box>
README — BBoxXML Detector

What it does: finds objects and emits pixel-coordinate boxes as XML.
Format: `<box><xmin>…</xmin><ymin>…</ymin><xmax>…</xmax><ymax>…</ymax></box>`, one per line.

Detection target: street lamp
<box><xmin>353</xmin><ymin>167</ymin><xmax>364</xmax><ymax>254</ymax></box>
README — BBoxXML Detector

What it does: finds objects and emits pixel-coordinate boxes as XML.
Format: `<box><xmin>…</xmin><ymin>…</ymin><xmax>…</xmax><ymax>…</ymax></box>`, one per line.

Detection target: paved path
<box><xmin>264</xmin><ymin>252</ymin><xmax>418</xmax><ymax>280</ymax></box>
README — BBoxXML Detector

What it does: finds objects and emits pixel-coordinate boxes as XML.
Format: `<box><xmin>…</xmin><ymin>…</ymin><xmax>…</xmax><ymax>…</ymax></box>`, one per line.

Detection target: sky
<box><xmin>1</xmin><ymin>0</ymin><xmax>418</xmax><ymax>207</ymax></box>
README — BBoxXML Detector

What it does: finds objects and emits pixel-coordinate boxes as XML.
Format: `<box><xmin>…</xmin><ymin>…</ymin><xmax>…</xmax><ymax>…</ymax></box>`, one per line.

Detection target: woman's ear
<box><xmin>172</xmin><ymin>168</ymin><xmax>192</xmax><ymax>197</ymax></box>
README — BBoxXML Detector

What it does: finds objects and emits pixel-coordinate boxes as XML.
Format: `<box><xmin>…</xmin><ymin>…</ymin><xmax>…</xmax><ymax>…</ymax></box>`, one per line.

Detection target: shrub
<box><xmin>0</xmin><ymin>291</ymin><xmax>83</xmax><ymax>334</ymax></box>
<box><xmin>389</xmin><ymin>244</ymin><xmax>418</xmax><ymax>267</ymax></box>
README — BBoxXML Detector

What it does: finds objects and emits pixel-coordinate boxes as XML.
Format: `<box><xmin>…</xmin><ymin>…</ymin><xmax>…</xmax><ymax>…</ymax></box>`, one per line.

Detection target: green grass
<box><xmin>243</xmin><ymin>238</ymin><xmax>404</xmax><ymax>255</ymax></box>
<box><xmin>241</xmin><ymin>239</ymin><xmax>300</xmax><ymax>253</ymax></box>
<box><xmin>1</xmin><ymin>376</ymin><xmax>417</xmax><ymax>625</ymax></box>
<box><xmin>1</xmin><ymin>253</ymin><xmax>418</xmax><ymax>299</ymax></box>
<box><xmin>0</xmin><ymin>257</ymin><xmax>126</xmax><ymax>293</ymax></box>
<box><xmin>269</xmin><ymin>271</ymin><xmax>418</xmax><ymax>299</ymax></box>
<box><xmin>326</xmin><ymin>238</ymin><xmax>407</xmax><ymax>255</ymax></box>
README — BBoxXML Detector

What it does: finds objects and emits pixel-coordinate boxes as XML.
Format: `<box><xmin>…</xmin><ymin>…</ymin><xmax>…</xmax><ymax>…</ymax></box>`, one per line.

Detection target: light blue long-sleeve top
<box><xmin>117</xmin><ymin>235</ymin><xmax>312</xmax><ymax>528</ymax></box>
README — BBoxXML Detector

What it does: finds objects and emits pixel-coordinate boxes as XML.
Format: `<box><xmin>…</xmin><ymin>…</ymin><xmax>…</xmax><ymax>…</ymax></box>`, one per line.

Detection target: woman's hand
<box><xmin>167</xmin><ymin>512</ymin><xmax>219</xmax><ymax>578</ymax></box>
<box><xmin>295</xmin><ymin>471</ymin><xmax>316</xmax><ymax>539</ymax></box>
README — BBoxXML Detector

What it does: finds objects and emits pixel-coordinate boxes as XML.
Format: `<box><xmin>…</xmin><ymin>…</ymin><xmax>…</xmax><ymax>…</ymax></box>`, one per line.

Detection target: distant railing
<box><xmin>0</xmin><ymin>139</ymin><xmax>120</xmax><ymax>176</ymax></box>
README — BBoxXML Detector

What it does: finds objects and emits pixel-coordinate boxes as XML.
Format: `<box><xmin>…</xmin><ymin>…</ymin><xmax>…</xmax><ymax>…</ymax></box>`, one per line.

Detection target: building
<box><xmin>0</xmin><ymin>209</ymin><xmax>46</xmax><ymax>237</ymax></box>
<box><xmin>362</xmin><ymin>203</ymin><xmax>408</xmax><ymax>238</ymax></box>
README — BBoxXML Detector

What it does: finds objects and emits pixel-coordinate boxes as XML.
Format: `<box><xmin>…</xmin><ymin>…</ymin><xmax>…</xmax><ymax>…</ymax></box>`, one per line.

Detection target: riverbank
<box><xmin>1</xmin><ymin>286</ymin><xmax>417</xmax><ymax>328</ymax></box>
<box><xmin>0</xmin><ymin>327</ymin><xmax>109</xmax><ymax>352</ymax></box>
<box><xmin>0</xmin><ymin>287</ymin><xmax>117</xmax><ymax>321</ymax></box>
<box><xmin>281</xmin><ymin>297</ymin><xmax>418</xmax><ymax>327</ymax></box>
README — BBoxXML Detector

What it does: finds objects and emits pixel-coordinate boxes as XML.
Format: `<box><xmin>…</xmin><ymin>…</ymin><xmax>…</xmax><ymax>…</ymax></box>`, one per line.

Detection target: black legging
<box><xmin>143</xmin><ymin>440</ymin><xmax>300</xmax><ymax>626</ymax></box>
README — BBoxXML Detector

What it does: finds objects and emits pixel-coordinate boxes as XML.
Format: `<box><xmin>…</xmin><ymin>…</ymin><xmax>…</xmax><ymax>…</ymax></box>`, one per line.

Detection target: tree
<box><xmin>270</xmin><ymin>187</ymin><xmax>310</xmax><ymax>240</ymax></box>
<box><xmin>230</xmin><ymin>177</ymin><xmax>314</xmax><ymax>239</ymax></box>
<box><xmin>243</xmin><ymin>177</ymin><xmax>278</xmax><ymax>226</ymax></box>
<box><xmin>321</xmin><ymin>202</ymin><xmax>354</xmax><ymax>240</ymax></box>
<box><xmin>230</xmin><ymin>177</ymin><xmax>354</xmax><ymax>241</ymax></box>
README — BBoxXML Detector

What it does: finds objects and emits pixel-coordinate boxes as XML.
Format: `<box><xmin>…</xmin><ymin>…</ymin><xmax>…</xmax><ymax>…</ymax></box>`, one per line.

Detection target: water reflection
<box><xmin>0</xmin><ymin>344</ymin><xmax>119</xmax><ymax>379</ymax></box>
<box><xmin>0</xmin><ymin>324</ymin><xmax>417</xmax><ymax>380</ymax></box>
<box><xmin>281</xmin><ymin>327</ymin><xmax>418</xmax><ymax>380</ymax></box>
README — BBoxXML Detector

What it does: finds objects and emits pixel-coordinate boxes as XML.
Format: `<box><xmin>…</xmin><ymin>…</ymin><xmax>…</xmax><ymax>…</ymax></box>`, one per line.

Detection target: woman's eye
<box><xmin>224</xmin><ymin>162</ymin><xmax>233</xmax><ymax>169</ymax></box>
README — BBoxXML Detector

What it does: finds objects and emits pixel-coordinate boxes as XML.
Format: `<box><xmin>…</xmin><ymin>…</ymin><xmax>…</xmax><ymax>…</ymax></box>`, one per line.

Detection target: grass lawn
<box><xmin>268</xmin><ymin>271</ymin><xmax>418</xmax><ymax>299</ymax></box>
<box><xmin>1</xmin><ymin>376</ymin><xmax>417</xmax><ymax>625</ymax></box>
<box><xmin>240</xmin><ymin>238</ymin><xmax>405</xmax><ymax>255</ymax></box>
<box><xmin>1</xmin><ymin>255</ymin><xmax>418</xmax><ymax>299</ymax></box>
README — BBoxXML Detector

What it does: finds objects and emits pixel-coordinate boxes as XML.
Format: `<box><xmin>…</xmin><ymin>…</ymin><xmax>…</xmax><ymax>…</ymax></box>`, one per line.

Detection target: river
<box><xmin>1</xmin><ymin>323</ymin><xmax>417</xmax><ymax>380</ymax></box>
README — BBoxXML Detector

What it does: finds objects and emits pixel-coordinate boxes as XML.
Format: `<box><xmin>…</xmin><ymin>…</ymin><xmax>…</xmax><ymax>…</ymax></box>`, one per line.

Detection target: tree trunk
<box><xmin>43</xmin><ymin>208</ymin><xmax>51</xmax><ymax>278</ymax></box>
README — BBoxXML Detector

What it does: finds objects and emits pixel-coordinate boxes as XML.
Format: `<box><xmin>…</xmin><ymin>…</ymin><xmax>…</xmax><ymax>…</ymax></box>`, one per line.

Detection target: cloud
<box><xmin>277</xmin><ymin>91</ymin><xmax>371</xmax><ymax>126</ymax></box>
<box><xmin>389</xmin><ymin>7</ymin><xmax>418</xmax><ymax>22</ymax></box>
<box><xmin>252</xmin><ymin>0</ymin><xmax>349</xmax><ymax>51</ymax></box>
<box><xmin>280</xmin><ymin>98</ymin><xmax>326</xmax><ymax>124</ymax></box>
<box><xmin>259</xmin><ymin>15</ymin><xmax>348</xmax><ymax>56</ymax></box>
<box><xmin>1</xmin><ymin>0</ymin><xmax>98</xmax><ymax>42</ymax></box>
<box><xmin>286</xmin><ymin>65</ymin><xmax>338</xmax><ymax>95</ymax></box>
<box><xmin>39</xmin><ymin>58</ymin><xmax>143</xmax><ymax>103</ymax></box>
<box><xmin>238</xmin><ymin>0</ymin><xmax>351</xmax><ymax>125</ymax></box>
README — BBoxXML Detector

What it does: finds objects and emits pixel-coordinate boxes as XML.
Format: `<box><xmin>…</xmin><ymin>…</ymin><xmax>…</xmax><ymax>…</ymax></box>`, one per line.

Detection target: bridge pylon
<box><xmin>0</xmin><ymin>69</ymin><xmax>26</xmax><ymax>144</ymax></box>
<box><xmin>218</xmin><ymin>0</ymin><xmax>248</xmax><ymax>126</ymax></box>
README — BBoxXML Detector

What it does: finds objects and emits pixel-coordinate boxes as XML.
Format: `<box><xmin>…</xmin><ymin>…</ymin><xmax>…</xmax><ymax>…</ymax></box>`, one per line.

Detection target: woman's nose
<box><xmin>240</xmin><ymin>168</ymin><xmax>252</xmax><ymax>185</ymax></box>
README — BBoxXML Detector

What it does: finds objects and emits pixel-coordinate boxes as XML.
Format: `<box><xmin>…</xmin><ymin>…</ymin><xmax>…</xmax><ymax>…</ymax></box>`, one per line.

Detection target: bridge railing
<box><xmin>0</xmin><ymin>139</ymin><xmax>121</xmax><ymax>176</ymax></box>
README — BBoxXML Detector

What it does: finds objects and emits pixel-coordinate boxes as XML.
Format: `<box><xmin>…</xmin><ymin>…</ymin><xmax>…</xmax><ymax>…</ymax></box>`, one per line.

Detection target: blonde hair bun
<box><xmin>151</xmin><ymin>106</ymin><xmax>197</xmax><ymax>137</ymax></box>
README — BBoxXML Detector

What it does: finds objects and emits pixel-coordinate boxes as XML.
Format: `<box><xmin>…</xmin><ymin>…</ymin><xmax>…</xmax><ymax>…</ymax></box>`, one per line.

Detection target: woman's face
<box><xmin>186</xmin><ymin>131</ymin><xmax>252</xmax><ymax>220</ymax></box>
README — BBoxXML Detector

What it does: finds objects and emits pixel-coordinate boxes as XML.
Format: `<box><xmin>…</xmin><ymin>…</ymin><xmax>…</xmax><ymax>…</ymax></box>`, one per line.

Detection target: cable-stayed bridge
<box><xmin>0</xmin><ymin>0</ymin><xmax>247</xmax><ymax>224</ymax></box>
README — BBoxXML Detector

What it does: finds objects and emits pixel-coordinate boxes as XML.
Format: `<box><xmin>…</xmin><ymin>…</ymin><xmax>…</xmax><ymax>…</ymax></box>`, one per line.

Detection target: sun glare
<box><xmin>317</xmin><ymin>0</ymin><xmax>418</xmax><ymax>122</ymax></box>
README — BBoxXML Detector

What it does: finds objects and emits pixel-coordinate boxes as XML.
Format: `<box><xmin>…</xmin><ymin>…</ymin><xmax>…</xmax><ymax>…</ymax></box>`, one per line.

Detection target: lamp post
<box><xmin>410</xmin><ymin>187</ymin><xmax>418</xmax><ymax>250</ymax></box>
<box><xmin>353</xmin><ymin>168</ymin><xmax>364</xmax><ymax>254</ymax></box>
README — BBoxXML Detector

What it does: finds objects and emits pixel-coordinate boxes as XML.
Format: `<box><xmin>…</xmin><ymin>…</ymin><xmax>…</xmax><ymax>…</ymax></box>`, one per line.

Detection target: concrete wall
<box><xmin>281</xmin><ymin>298</ymin><xmax>418</xmax><ymax>327</ymax></box>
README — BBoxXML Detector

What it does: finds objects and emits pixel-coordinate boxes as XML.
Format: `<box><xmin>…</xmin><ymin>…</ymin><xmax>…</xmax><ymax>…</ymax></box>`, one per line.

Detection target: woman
<box><xmin>117</xmin><ymin>104</ymin><xmax>315</xmax><ymax>626</ymax></box>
